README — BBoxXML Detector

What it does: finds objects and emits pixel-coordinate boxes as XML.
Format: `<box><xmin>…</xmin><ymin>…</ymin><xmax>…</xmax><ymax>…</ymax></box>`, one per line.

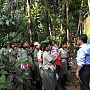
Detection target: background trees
<box><xmin>0</xmin><ymin>0</ymin><xmax>89</xmax><ymax>45</ymax></box>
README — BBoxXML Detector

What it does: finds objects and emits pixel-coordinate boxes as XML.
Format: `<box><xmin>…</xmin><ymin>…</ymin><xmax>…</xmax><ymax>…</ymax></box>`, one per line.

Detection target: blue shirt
<box><xmin>76</xmin><ymin>44</ymin><xmax>90</xmax><ymax>67</ymax></box>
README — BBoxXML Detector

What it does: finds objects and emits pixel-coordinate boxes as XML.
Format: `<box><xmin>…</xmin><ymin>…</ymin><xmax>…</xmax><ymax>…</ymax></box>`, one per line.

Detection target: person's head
<box><xmin>30</xmin><ymin>43</ymin><xmax>34</xmax><ymax>47</ymax></box>
<box><xmin>34</xmin><ymin>41</ymin><xmax>40</xmax><ymax>49</ymax></box>
<box><xmin>18</xmin><ymin>41</ymin><xmax>23</xmax><ymax>48</ymax></box>
<box><xmin>2</xmin><ymin>42</ymin><xmax>8</xmax><ymax>48</ymax></box>
<box><xmin>60</xmin><ymin>41</ymin><xmax>67</xmax><ymax>49</ymax></box>
<box><xmin>43</xmin><ymin>42</ymin><xmax>51</xmax><ymax>51</ymax></box>
<box><xmin>11</xmin><ymin>41</ymin><xmax>18</xmax><ymax>48</ymax></box>
<box><xmin>50</xmin><ymin>40</ymin><xmax>56</xmax><ymax>46</ymax></box>
<box><xmin>77</xmin><ymin>34</ymin><xmax>88</xmax><ymax>45</ymax></box>
<box><xmin>39</xmin><ymin>43</ymin><xmax>44</xmax><ymax>51</ymax></box>
<box><xmin>22</xmin><ymin>41</ymin><xmax>30</xmax><ymax>48</ymax></box>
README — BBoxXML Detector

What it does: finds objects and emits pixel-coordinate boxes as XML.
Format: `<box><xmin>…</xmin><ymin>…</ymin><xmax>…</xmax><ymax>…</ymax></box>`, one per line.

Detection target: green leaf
<box><xmin>0</xmin><ymin>75</ymin><xmax>6</xmax><ymax>89</ymax></box>
<box><xmin>14</xmin><ymin>58</ymin><xmax>28</xmax><ymax>68</ymax></box>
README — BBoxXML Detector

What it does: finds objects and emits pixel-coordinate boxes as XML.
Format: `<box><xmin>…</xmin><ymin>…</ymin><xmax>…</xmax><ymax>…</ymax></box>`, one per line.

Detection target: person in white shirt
<box><xmin>33</xmin><ymin>41</ymin><xmax>40</xmax><ymax>79</ymax></box>
<box><xmin>76</xmin><ymin>34</ymin><xmax>90</xmax><ymax>90</ymax></box>
<box><xmin>33</xmin><ymin>42</ymin><xmax>42</xmax><ymax>90</ymax></box>
<box><xmin>37</xmin><ymin>44</ymin><xmax>43</xmax><ymax>78</ymax></box>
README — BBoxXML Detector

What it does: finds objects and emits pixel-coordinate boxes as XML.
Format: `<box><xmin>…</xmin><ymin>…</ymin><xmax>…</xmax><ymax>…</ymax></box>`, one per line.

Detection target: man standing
<box><xmin>76</xmin><ymin>34</ymin><xmax>90</xmax><ymax>90</ymax></box>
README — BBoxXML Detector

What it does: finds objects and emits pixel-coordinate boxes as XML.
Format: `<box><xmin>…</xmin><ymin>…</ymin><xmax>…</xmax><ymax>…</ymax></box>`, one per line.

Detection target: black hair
<box><xmin>79</xmin><ymin>34</ymin><xmax>88</xmax><ymax>43</ymax></box>
<box><xmin>2</xmin><ymin>42</ymin><xmax>8</xmax><ymax>48</ymax></box>
<box><xmin>30</xmin><ymin>43</ymin><xmax>34</xmax><ymax>47</ymax></box>
<box><xmin>49</xmin><ymin>40</ymin><xmax>52</xmax><ymax>46</ymax></box>
<box><xmin>49</xmin><ymin>40</ymin><xmax>56</xmax><ymax>46</ymax></box>
<box><xmin>43</xmin><ymin>42</ymin><xmax>50</xmax><ymax>51</ymax></box>
<box><xmin>60</xmin><ymin>41</ymin><xmax>67</xmax><ymax>48</ymax></box>
<box><xmin>39</xmin><ymin>43</ymin><xmax>44</xmax><ymax>51</ymax></box>
<box><xmin>18</xmin><ymin>41</ymin><xmax>23</xmax><ymax>48</ymax></box>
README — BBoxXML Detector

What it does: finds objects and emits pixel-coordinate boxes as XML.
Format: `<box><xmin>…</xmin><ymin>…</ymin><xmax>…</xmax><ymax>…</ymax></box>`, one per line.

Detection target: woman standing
<box><xmin>59</xmin><ymin>41</ymin><xmax>69</xmax><ymax>89</ymax></box>
<box><xmin>42</xmin><ymin>42</ymin><xmax>58</xmax><ymax>90</ymax></box>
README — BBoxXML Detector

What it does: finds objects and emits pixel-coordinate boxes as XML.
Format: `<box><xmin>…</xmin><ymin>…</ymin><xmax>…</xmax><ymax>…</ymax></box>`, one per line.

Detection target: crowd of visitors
<box><xmin>0</xmin><ymin>34</ymin><xmax>90</xmax><ymax>90</ymax></box>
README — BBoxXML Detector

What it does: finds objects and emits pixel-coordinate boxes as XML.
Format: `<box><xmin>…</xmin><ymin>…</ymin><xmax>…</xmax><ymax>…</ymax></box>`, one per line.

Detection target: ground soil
<box><xmin>65</xmin><ymin>56</ymin><xmax>80</xmax><ymax>90</ymax></box>
<box><xmin>57</xmin><ymin>56</ymin><xmax>80</xmax><ymax>90</ymax></box>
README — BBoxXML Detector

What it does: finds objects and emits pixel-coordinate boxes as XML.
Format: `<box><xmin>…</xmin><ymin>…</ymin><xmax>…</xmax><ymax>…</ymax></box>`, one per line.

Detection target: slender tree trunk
<box><xmin>23</xmin><ymin>0</ymin><xmax>26</xmax><ymax>13</ymax></box>
<box><xmin>45</xmin><ymin>10</ymin><xmax>49</xmax><ymax>36</ymax></box>
<box><xmin>11</xmin><ymin>1</ymin><xmax>14</xmax><ymax>18</ymax></box>
<box><xmin>49</xmin><ymin>18</ymin><xmax>52</xmax><ymax>37</ymax></box>
<box><xmin>58</xmin><ymin>0</ymin><xmax>63</xmax><ymax>40</ymax></box>
<box><xmin>44</xmin><ymin>1</ymin><xmax>49</xmax><ymax>37</ymax></box>
<box><xmin>88</xmin><ymin>0</ymin><xmax>90</xmax><ymax>15</ymax></box>
<box><xmin>59</xmin><ymin>0</ymin><xmax>66</xmax><ymax>41</ymax></box>
<box><xmin>66</xmin><ymin>0</ymin><xmax>69</xmax><ymax>42</ymax></box>
<box><xmin>77</xmin><ymin>0</ymin><xmax>83</xmax><ymax>35</ymax></box>
<box><xmin>27</xmin><ymin>0</ymin><xmax>32</xmax><ymax>43</ymax></box>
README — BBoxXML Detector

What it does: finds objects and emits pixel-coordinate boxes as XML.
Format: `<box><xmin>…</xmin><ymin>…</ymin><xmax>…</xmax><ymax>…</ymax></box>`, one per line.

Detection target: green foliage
<box><xmin>0</xmin><ymin>0</ymin><xmax>29</xmax><ymax>44</ymax></box>
<box><xmin>0</xmin><ymin>52</ymin><xmax>32</xmax><ymax>89</ymax></box>
<box><xmin>0</xmin><ymin>75</ymin><xmax>5</xmax><ymax>89</ymax></box>
<box><xmin>0</xmin><ymin>0</ymin><xmax>89</xmax><ymax>42</ymax></box>
<box><xmin>0</xmin><ymin>53</ymin><xmax>29</xmax><ymax>72</ymax></box>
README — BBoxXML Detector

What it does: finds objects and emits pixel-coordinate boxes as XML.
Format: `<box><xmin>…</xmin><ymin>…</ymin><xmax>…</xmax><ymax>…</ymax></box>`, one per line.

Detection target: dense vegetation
<box><xmin>0</xmin><ymin>0</ymin><xmax>90</xmax><ymax>89</ymax></box>
<box><xmin>0</xmin><ymin>0</ymin><xmax>89</xmax><ymax>44</ymax></box>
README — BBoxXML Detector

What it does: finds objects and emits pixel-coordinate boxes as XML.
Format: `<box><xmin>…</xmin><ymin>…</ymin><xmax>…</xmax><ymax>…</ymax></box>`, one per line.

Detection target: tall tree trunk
<box><xmin>66</xmin><ymin>0</ymin><xmax>69</xmax><ymax>42</ymax></box>
<box><xmin>44</xmin><ymin>1</ymin><xmax>49</xmax><ymax>37</ymax></box>
<box><xmin>27</xmin><ymin>0</ymin><xmax>32</xmax><ymax>43</ymax></box>
<box><xmin>59</xmin><ymin>0</ymin><xmax>65</xmax><ymax>41</ymax></box>
<box><xmin>88</xmin><ymin>0</ymin><xmax>90</xmax><ymax>15</ymax></box>
<box><xmin>77</xmin><ymin>0</ymin><xmax>83</xmax><ymax>35</ymax></box>
<box><xmin>61</xmin><ymin>0</ymin><xmax>68</xmax><ymax>41</ymax></box>
<box><xmin>11</xmin><ymin>0</ymin><xmax>15</xmax><ymax>18</ymax></box>
<box><xmin>44</xmin><ymin>10</ymin><xmax>49</xmax><ymax>36</ymax></box>
<box><xmin>49</xmin><ymin>18</ymin><xmax>52</xmax><ymax>37</ymax></box>
<box><xmin>58</xmin><ymin>0</ymin><xmax>63</xmax><ymax>40</ymax></box>
<box><xmin>23</xmin><ymin>0</ymin><xmax>26</xmax><ymax>13</ymax></box>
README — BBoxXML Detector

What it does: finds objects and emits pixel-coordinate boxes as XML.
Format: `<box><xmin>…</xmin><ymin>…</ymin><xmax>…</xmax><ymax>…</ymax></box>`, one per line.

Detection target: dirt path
<box><xmin>66</xmin><ymin>71</ymin><xmax>80</xmax><ymax>90</ymax></box>
<box><xmin>57</xmin><ymin>71</ymin><xmax>80</xmax><ymax>90</ymax></box>
<box><xmin>57</xmin><ymin>56</ymin><xmax>80</xmax><ymax>90</ymax></box>
<box><xmin>66</xmin><ymin>57</ymin><xmax>80</xmax><ymax>90</ymax></box>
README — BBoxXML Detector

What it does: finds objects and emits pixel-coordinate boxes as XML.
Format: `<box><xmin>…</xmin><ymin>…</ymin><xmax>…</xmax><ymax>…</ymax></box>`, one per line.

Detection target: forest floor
<box><xmin>56</xmin><ymin>56</ymin><xmax>80</xmax><ymax>90</ymax></box>
<box><xmin>59</xmin><ymin>56</ymin><xmax>80</xmax><ymax>90</ymax></box>
<box><xmin>58</xmin><ymin>69</ymin><xmax>80</xmax><ymax>90</ymax></box>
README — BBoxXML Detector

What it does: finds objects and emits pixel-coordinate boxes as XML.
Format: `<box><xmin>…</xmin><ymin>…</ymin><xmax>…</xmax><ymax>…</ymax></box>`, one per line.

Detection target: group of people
<box><xmin>33</xmin><ymin>40</ymin><xmax>71</xmax><ymax>90</ymax></box>
<box><xmin>0</xmin><ymin>40</ymin><xmax>70</xmax><ymax>90</ymax></box>
<box><xmin>0</xmin><ymin>34</ymin><xmax>90</xmax><ymax>90</ymax></box>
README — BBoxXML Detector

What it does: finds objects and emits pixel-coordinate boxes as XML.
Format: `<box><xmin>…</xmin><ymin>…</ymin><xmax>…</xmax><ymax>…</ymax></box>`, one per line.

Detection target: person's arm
<box><xmin>61</xmin><ymin>56</ymin><xmax>69</xmax><ymax>59</ymax></box>
<box><xmin>37</xmin><ymin>51</ymin><xmax>43</xmax><ymax>63</ymax></box>
<box><xmin>76</xmin><ymin>49</ymin><xmax>85</xmax><ymax>78</ymax></box>
<box><xmin>33</xmin><ymin>50</ymin><xmax>38</xmax><ymax>61</ymax></box>
<box><xmin>76</xmin><ymin>65</ymin><xmax>81</xmax><ymax>78</ymax></box>
<box><xmin>51</xmin><ymin>55</ymin><xmax>59</xmax><ymax>63</ymax></box>
<box><xmin>45</xmin><ymin>51</ymin><xmax>59</xmax><ymax>64</ymax></box>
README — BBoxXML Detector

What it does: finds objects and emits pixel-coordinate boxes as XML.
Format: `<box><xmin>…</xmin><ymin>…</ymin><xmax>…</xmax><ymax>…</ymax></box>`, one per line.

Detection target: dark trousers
<box><xmin>60</xmin><ymin>74</ymin><xmax>67</xmax><ymax>88</ymax></box>
<box><xmin>79</xmin><ymin>65</ymin><xmax>90</xmax><ymax>90</ymax></box>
